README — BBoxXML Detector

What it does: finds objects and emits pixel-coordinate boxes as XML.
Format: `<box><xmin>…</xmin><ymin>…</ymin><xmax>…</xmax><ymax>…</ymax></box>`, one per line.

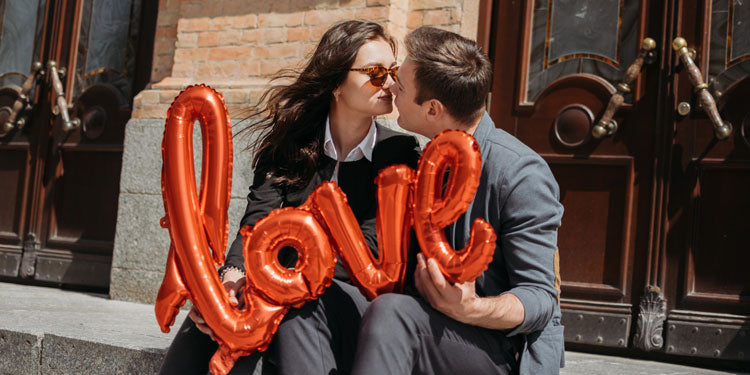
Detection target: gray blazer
<box><xmin>447</xmin><ymin>113</ymin><xmax>565</xmax><ymax>374</ymax></box>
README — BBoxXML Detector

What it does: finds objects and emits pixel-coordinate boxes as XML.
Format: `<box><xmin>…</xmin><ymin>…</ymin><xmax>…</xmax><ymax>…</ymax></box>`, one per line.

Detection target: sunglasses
<box><xmin>349</xmin><ymin>66</ymin><xmax>399</xmax><ymax>87</ymax></box>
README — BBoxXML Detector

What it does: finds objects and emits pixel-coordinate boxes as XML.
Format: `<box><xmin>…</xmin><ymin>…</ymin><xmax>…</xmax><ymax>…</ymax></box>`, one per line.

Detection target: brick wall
<box><xmin>134</xmin><ymin>0</ymin><xmax>481</xmax><ymax>119</ymax></box>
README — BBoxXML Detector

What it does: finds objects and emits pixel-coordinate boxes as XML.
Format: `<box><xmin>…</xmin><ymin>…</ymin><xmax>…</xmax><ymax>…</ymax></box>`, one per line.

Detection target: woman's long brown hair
<box><xmin>238</xmin><ymin>20</ymin><xmax>395</xmax><ymax>188</ymax></box>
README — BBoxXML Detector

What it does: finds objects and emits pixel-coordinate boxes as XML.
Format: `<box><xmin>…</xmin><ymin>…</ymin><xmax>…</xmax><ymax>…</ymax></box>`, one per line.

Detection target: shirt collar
<box><xmin>323</xmin><ymin>115</ymin><xmax>377</xmax><ymax>162</ymax></box>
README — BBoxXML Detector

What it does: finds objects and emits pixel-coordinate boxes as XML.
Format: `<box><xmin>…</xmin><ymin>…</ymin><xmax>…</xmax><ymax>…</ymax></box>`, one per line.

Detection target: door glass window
<box><xmin>526</xmin><ymin>0</ymin><xmax>640</xmax><ymax>103</ymax></box>
<box><xmin>0</xmin><ymin>0</ymin><xmax>44</xmax><ymax>87</ymax></box>
<box><xmin>708</xmin><ymin>0</ymin><xmax>750</xmax><ymax>96</ymax></box>
<box><xmin>75</xmin><ymin>0</ymin><xmax>141</xmax><ymax>98</ymax></box>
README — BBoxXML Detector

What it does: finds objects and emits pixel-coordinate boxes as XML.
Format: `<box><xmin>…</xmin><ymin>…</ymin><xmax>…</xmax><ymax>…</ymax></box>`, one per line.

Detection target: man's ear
<box><xmin>425</xmin><ymin>99</ymin><xmax>445</xmax><ymax>120</ymax></box>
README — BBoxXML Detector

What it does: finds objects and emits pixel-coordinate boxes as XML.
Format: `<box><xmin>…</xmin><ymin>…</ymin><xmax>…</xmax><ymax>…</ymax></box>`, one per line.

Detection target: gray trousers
<box><xmin>160</xmin><ymin>281</ymin><xmax>516</xmax><ymax>375</ymax></box>
<box><xmin>159</xmin><ymin>279</ymin><xmax>369</xmax><ymax>375</ymax></box>
<box><xmin>352</xmin><ymin>293</ymin><xmax>517</xmax><ymax>375</ymax></box>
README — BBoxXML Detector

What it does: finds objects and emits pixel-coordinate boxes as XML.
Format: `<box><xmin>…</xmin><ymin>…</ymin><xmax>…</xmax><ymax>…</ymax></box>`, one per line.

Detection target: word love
<box><xmin>154</xmin><ymin>85</ymin><xmax>496</xmax><ymax>375</ymax></box>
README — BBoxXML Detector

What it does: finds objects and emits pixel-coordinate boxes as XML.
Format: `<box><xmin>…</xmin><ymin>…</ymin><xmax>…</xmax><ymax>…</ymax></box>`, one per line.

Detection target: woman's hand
<box><xmin>189</xmin><ymin>268</ymin><xmax>247</xmax><ymax>340</ymax></box>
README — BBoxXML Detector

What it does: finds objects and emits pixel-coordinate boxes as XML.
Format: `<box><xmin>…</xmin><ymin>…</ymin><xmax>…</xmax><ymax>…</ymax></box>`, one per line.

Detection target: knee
<box><xmin>360</xmin><ymin>294</ymin><xmax>417</xmax><ymax>338</ymax></box>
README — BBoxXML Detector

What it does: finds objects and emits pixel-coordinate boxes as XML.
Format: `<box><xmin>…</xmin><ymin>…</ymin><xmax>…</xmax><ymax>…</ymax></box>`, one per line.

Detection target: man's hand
<box><xmin>414</xmin><ymin>253</ymin><xmax>525</xmax><ymax>330</ymax></box>
<box><xmin>414</xmin><ymin>253</ymin><xmax>482</xmax><ymax>324</ymax></box>
<box><xmin>189</xmin><ymin>268</ymin><xmax>246</xmax><ymax>340</ymax></box>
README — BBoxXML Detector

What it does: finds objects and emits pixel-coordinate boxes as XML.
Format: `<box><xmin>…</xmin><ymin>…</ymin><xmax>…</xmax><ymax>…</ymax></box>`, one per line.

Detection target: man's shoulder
<box><xmin>481</xmin><ymin>126</ymin><xmax>550</xmax><ymax>178</ymax></box>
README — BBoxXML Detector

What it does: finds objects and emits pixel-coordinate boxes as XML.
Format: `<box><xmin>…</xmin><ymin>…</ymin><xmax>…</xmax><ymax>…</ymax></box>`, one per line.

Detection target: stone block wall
<box><xmin>111</xmin><ymin>0</ymin><xmax>482</xmax><ymax>303</ymax></box>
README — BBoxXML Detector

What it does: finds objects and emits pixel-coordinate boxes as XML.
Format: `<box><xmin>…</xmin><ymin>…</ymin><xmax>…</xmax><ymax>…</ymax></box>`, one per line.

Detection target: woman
<box><xmin>160</xmin><ymin>20</ymin><xmax>420</xmax><ymax>375</ymax></box>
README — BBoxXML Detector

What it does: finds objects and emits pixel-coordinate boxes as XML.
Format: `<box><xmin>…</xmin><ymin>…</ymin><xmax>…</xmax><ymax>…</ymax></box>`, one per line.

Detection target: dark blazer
<box><xmin>448</xmin><ymin>113</ymin><xmax>565</xmax><ymax>374</ymax></box>
<box><xmin>223</xmin><ymin>122</ymin><xmax>421</xmax><ymax>282</ymax></box>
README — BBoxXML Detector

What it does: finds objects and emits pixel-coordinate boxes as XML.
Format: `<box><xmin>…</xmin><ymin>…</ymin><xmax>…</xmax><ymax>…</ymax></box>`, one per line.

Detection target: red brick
<box><xmin>157</xmin><ymin>11</ymin><xmax>179</xmax><ymax>27</ymax></box>
<box><xmin>366</xmin><ymin>0</ymin><xmax>390</xmax><ymax>5</ymax></box>
<box><xmin>259</xmin><ymin>14</ymin><xmax>286</xmax><ymax>28</ymax></box>
<box><xmin>287</xmin><ymin>27</ymin><xmax>311</xmax><ymax>42</ymax></box>
<box><xmin>304</xmin><ymin>9</ymin><xmax>355</xmax><ymax>26</ymax></box>
<box><xmin>154</xmin><ymin>40</ymin><xmax>176</xmax><ymax>56</ymax></box>
<box><xmin>218</xmin><ymin>30</ymin><xmax>243</xmax><ymax>45</ymax></box>
<box><xmin>171</xmin><ymin>63</ymin><xmax>194</xmax><ymax>77</ymax></box>
<box><xmin>176</xmin><ymin>32</ymin><xmax>198</xmax><ymax>48</ymax></box>
<box><xmin>310</xmin><ymin>25</ymin><xmax>329</xmax><ymax>40</ymax></box>
<box><xmin>340</xmin><ymin>0</ymin><xmax>366</xmax><ymax>6</ymax></box>
<box><xmin>212</xmin><ymin>61</ymin><xmax>242</xmax><ymax>77</ymax></box>
<box><xmin>241</xmin><ymin>29</ymin><xmax>261</xmax><ymax>44</ymax></box>
<box><xmin>407</xmin><ymin>11</ymin><xmax>423</xmax><ymax>28</ymax></box>
<box><xmin>262</xmin><ymin>28</ymin><xmax>287</xmax><ymax>44</ymax></box>
<box><xmin>286</xmin><ymin>12</ymin><xmax>305</xmax><ymax>27</ymax></box>
<box><xmin>174</xmin><ymin>47</ymin><xmax>209</xmax><ymax>62</ymax></box>
<box><xmin>156</xmin><ymin>25</ymin><xmax>177</xmax><ymax>39</ymax></box>
<box><xmin>197</xmin><ymin>31</ymin><xmax>219</xmax><ymax>47</ymax></box>
<box><xmin>238</xmin><ymin>61</ymin><xmax>261</xmax><ymax>76</ymax></box>
<box><xmin>210</xmin><ymin>46</ymin><xmax>253</xmax><ymax>60</ymax></box>
<box><xmin>423</xmin><ymin>9</ymin><xmax>452</xmax><ymax>25</ymax></box>
<box><xmin>254</xmin><ymin>44</ymin><xmax>300</xmax><ymax>59</ymax></box>
<box><xmin>228</xmin><ymin>14</ymin><xmax>257</xmax><ymax>29</ymax></box>
<box><xmin>409</xmin><ymin>0</ymin><xmax>455</xmax><ymax>10</ymax></box>
<box><xmin>180</xmin><ymin>2</ymin><xmax>204</xmax><ymax>18</ymax></box>
<box><xmin>222</xmin><ymin>89</ymin><xmax>249</xmax><ymax>104</ymax></box>
<box><xmin>178</xmin><ymin>17</ymin><xmax>211</xmax><ymax>32</ymax></box>
<box><xmin>355</xmin><ymin>7</ymin><xmax>389</xmax><ymax>21</ymax></box>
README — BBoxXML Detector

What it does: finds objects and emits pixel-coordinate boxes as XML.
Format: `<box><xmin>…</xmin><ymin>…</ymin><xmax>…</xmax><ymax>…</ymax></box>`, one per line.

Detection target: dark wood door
<box><xmin>486</xmin><ymin>0</ymin><xmax>748</xmax><ymax>368</ymax></box>
<box><xmin>0</xmin><ymin>0</ymin><xmax>155</xmax><ymax>291</ymax></box>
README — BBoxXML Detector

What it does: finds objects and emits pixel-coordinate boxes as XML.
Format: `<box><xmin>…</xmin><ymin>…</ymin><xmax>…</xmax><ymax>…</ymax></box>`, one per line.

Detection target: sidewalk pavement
<box><xmin>0</xmin><ymin>282</ymin><xmax>745</xmax><ymax>375</ymax></box>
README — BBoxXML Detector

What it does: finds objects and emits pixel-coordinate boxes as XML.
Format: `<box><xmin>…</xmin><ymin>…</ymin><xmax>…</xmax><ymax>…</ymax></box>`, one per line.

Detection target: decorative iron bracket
<box><xmin>633</xmin><ymin>285</ymin><xmax>667</xmax><ymax>351</ymax></box>
<box><xmin>19</xmin><ymin>233</ymin><xmax>39</xmax><ymax>278</ymax></box>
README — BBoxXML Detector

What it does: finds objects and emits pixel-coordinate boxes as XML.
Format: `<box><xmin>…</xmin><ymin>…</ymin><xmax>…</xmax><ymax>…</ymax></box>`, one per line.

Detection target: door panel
<box><xmin>0</xmin><ymin>0</ymin><xmax>48</xmax><ymax>279</ymax></box>
<box><xmin>487</xmin><ymin>0</ymin><xmax>749</xmax><ymax>367</ymax></box>
<box><xmin>663</xmin><ymin>0</ymin><xmax>750</xmax><ymax>361</ymax></box>
<box><xmin>0</xmin><ymin>0</ymin><xmax>155</xmax><ymax>290</ymax></box>
<box><xmin>490</xmin><ymin>0</ymin><xmax>658</xmax><ymax>351</ymax></box>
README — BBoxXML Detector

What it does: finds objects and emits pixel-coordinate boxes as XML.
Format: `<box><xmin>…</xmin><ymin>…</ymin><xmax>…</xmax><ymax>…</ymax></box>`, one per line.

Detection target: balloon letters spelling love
<box><xmin>155</xmin><ymin>85</ymin><xmax>335</xmax><ymax>375</ymax></box>
<box><xmin>155</xmin><ymin>85</ymin><xmax>496</xmax><ymax>374</ymax></box>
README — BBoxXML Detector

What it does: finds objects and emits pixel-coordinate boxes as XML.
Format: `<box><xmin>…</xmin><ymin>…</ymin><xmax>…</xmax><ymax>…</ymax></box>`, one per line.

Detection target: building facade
<box><xmin>0</xmin><ymin>0</ymin><xmax>747</xmax><ymax>370</ymax></box>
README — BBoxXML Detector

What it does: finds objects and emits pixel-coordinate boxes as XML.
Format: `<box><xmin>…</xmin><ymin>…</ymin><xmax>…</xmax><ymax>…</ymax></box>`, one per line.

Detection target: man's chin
<box><xmin>396</xmin><ymin>116</ymin><xmax>409</xmax><ymax>131</ymax></box>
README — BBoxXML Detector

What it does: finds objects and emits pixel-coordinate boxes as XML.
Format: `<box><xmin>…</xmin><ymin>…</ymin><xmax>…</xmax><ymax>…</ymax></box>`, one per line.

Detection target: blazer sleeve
<box><xmin>223</xmin><ymin>156</ymin><xmax>284</xmax><ymax>273</ymax></box>
<box><xmin>497</xmin><ymin>154</ymin><xmax>563</xmax><ymax>336</ymax></box>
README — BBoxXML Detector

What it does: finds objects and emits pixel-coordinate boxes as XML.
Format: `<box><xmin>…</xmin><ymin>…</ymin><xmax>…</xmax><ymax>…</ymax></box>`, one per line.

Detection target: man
<box><xmin>351</xmin><ymin>26</ymin><xmax>565</xmax><ymax>374</ymax></box>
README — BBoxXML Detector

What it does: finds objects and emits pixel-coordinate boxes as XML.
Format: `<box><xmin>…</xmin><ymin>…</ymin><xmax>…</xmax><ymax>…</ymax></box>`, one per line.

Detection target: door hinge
<box><xmin>20</xmin><ymin>233</ymin><xmax>40</xmax><ymax>278</ymax></box>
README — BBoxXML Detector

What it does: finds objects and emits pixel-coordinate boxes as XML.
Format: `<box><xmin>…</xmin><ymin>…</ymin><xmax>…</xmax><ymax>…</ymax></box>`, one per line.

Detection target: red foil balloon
<box><xmin>305</xmin><ymin>165</ymin><xmax>413</xmax><ymax>300</ymax></box>
<box><xmin>155</xmin><ymin>85</ymin><xmax>335</xmax><ymax>375</ymax></box>
<box><xmin>413</xmin><ymin>130</ymin><xmax>496</xmax><ymax>283</ymax></box>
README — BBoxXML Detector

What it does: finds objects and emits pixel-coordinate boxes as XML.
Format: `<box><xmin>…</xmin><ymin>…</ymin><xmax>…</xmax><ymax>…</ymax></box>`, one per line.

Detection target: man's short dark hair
<box><xmin>405</xmin><ymin>26</ymin><xmax>492</xmax><ymax>125</ymax></box>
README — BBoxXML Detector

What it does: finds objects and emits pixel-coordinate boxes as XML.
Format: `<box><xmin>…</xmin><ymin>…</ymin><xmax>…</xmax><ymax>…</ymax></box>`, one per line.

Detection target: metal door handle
<box><xmin>47</xmin><ymin>60</ymin><xmax>79</xmax><ymax>132</ymax></box>
<box><xmin>672</xmin><ymin>37</ymin><xmax>732</xmax><ymax>140</ymax></box>
<box><xmin>1</xmin><ymin>61</ymin><xmax>44</xmax><ymax>135</ymax></box>
<box><xmin>592</xmin><ymin>38</ymin><xmax>657</xmax><ymax>139</ymax></box>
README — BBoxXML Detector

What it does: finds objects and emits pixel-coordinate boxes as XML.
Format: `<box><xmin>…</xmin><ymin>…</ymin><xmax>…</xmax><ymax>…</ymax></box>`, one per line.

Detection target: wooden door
<box><xmin>485</xmin><ymin>0</ymin><xmax>748</xmax><ymax>368</ymax></box>
<box><xmin>660</xmin><ymin>0</ymin><xmax>750</xmax><ymax>363</ymax></box>
<box><xmin>0</xmin><ymin>0</ymin><xmax>156</xmax><ymax>291</ymax></box>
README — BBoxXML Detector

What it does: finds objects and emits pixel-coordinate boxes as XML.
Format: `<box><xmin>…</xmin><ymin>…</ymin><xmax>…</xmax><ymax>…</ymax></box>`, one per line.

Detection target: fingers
<box><xmin>415</xmin><ymin>254</ymin><xmax>442</xmax><ymax>307</ymax></box>
<box><xmin>188</xmin><ymin>307</ymin><xmax>216</xmax><ymax>341</ymax></box>
<box><xmin>188</xmin><ymin>307</ymin><xmax>204</xmax><ymax>324</ymax></box>
<box><xmin>228</xmin><ymin>288</ymin><xmax>238</xmax><ymax>307</ymax></box>
<box><xmin>426</xmin><ymin>258</ymin><xmax>448</xmax><ymax>291</ymax></box>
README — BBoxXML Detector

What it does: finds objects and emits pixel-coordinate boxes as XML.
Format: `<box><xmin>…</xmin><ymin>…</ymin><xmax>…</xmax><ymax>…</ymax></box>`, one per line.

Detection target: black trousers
<box><xmin>352</xmin><ymin>293</ymin><xmax>518</xmax><ymax>375</ymax></box>
<box><xmin>159</xmin><ymin>279</ymin><xmax>369</xmax><ymax>375</ymax></box>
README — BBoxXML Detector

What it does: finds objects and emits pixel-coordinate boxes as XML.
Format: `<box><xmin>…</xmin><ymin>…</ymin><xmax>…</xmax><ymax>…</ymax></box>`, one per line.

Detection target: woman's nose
<box><xmin>383</xmin><ymin>74</ymin><xmax>397</xmax><ymax>92</ymax></box>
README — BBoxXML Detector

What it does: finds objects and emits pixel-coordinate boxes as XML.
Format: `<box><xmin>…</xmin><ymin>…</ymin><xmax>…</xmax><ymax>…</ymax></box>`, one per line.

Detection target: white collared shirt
<box><xmin>323</xmin><ymin>115</ymin><xmax>377</xmax><ymax>182</ymax></box>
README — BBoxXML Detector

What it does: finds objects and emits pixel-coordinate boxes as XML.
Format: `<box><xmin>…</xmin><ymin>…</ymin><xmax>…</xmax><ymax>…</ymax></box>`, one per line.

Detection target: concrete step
<box><xmin>0</xmin><ymin>282</ymin><xmax>744</xmax><ymax>375</ymax></box>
